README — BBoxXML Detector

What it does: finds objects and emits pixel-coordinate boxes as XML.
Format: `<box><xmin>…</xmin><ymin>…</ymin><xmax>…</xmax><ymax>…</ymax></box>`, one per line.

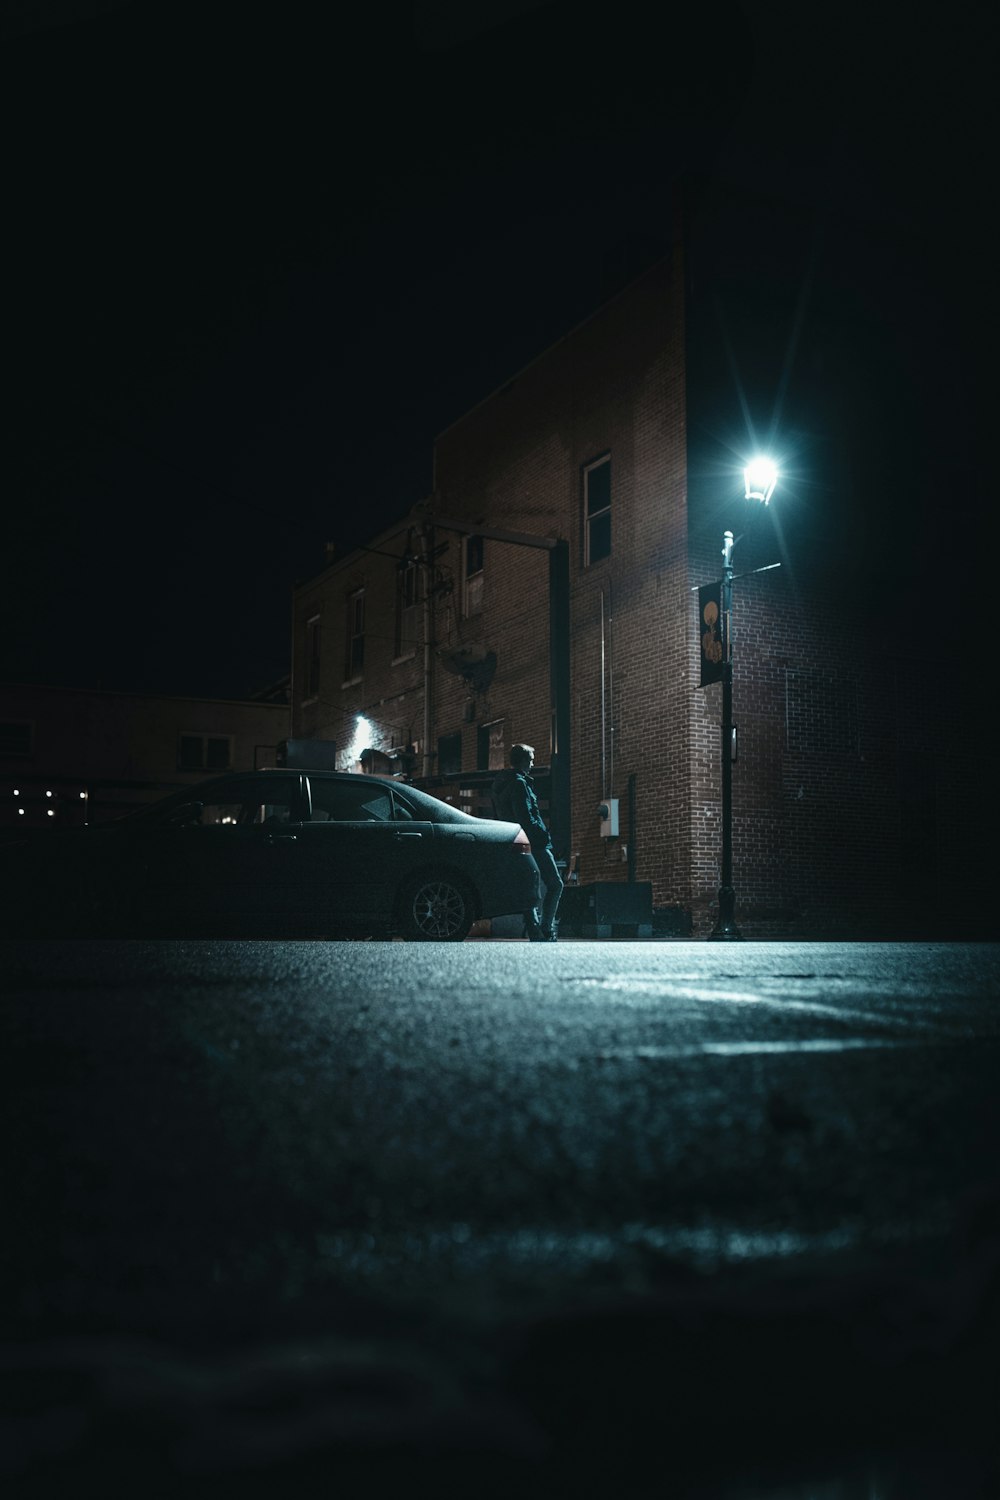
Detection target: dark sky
<box><xmin>2</xmin><ymin>0</ymin><xmax>992</xmax><ymax>700</ymax></box>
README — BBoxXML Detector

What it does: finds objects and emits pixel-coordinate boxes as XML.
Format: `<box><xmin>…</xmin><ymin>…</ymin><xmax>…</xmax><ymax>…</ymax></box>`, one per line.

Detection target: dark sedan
<box><xmin>0</xmin><ymin>770</ymin><xmax>540</xmax><ymax>940</ymax></box>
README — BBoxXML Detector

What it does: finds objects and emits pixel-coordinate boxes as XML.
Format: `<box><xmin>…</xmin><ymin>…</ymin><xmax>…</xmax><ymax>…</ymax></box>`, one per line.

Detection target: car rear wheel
<box><xmin>397</xmin><ymin>873</ymin><xmax>474</xmax><ymax>941</ymax></box>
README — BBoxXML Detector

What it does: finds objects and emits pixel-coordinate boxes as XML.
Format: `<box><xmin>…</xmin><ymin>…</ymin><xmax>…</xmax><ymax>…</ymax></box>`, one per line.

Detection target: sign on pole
<box><xmin>698</xmin><ymin>581</ymin><xmax>723</xmax><ymax>687</ymax></box>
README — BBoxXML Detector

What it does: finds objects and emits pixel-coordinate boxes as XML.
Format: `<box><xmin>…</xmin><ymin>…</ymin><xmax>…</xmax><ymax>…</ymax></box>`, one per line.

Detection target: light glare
<box><xmin>744</xmin><ymin>457</ymin><xmax>778</xmax><ymax>504</ymax></box>
<box><xmin>348</xmin><ymin>714</ymin><xmax>374</xmax><ymax>765</ymax></box>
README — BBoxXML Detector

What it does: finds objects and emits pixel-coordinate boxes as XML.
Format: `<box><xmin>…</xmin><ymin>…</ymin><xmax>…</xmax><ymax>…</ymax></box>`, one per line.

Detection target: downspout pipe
<box><xmin>600</xmin><ymin>588</ymin><xmax>607</xmax><ymax>800</ymax></box>
<box><xmin>607</xmin><ymin>580</ymin><xmax>614</xmax><ymax>802</ymax></box>
<box><xmin>420</xmin><ymin>524</ymin><xmax>434</xmax><ymax>778</ymax></box>
<box><xmin>548</xmin><ymin>541</ymin><xmax>571</xmax><ymax>865</ymax></box>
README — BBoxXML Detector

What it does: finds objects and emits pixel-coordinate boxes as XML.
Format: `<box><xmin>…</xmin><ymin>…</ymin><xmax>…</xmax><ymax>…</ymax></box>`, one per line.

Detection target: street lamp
<box><xmin>709</xmin><ymin>457</ymin><xmax>778</xmax><ymax>941</ymax></box>
<box><xmin>744</xmin><ymin>457</ymin><xmax>777</xmax><ymax>505</ymax></box>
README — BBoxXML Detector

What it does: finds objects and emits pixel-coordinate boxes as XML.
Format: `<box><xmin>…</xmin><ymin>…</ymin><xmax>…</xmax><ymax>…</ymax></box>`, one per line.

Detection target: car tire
<box><xmin>397</xmin><ymin>872</ymin><xmax>475</xmax><ymax>941</ymax></box>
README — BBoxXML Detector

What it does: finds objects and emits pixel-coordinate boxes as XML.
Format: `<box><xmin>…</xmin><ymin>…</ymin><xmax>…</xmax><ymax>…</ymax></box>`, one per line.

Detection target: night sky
<box><xmin>3</xmin><ymin>0</ymin><xmax>991</xmax><ymax>701</ymax></box>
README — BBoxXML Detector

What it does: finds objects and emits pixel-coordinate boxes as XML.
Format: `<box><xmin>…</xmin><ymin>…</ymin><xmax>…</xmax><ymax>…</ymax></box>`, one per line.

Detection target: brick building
<box><xmin>1</xmin><ymin>681</ymin><xmax>291</xmax><ymax>829</ymax></box>
<box><xmin>291</xmin><ymin>222</ymin><xmax>985</xmax><ymax>939</ymax></box>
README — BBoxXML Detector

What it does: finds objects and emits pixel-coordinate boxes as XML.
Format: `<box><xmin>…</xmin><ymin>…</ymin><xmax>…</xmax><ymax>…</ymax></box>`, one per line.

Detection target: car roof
<box><xmin>266</xmin><ymin>767</ymin><xmax>481</xmax><ymax>823</ymax></box>
<box><xmin>120</xmin><ymin>767</ymin><xmax>487</xmax><ymax>826</ymax></box>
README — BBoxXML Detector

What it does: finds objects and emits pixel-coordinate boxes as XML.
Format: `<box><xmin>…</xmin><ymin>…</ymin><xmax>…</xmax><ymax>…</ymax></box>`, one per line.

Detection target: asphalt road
<box><xmin>3</xmin><ymin>939</ymin><xmax>999</xmax><ymax>1497</ymax></box>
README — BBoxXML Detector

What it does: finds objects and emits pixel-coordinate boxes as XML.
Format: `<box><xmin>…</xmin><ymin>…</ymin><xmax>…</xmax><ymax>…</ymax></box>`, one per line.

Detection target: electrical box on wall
<box><xmin>598</xmin><ymin>798</ymin><xmax>619</xmax><ymax>837</ymax></box>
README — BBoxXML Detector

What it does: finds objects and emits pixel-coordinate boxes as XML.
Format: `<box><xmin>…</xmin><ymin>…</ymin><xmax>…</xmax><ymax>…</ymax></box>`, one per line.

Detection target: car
<box><xmin>0</xmin><ymin>769</ymin><xmax>541</xmax><ymax>941</ymax></box>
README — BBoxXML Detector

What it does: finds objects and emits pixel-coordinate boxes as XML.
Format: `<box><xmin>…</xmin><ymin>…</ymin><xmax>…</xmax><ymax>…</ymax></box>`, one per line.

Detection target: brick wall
<box><xmin>292</xmin><ymin>548</ymin><xmax>427</xmax><ymax>770</ymax></box>
<box><xmin>432</xmin><ymin>251</ymin><xmax>693</xmax><ymax>906</ymax></box>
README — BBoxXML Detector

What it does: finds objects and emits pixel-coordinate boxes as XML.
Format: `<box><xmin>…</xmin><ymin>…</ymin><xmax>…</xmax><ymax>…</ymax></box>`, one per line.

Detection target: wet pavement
<box><xmin>2</xmin><ymin>939</ymin><xmax>998</xmax><ymax>1495</ymax></box>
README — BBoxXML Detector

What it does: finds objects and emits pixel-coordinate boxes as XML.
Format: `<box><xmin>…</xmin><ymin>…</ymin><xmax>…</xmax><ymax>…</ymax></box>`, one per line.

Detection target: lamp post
<box><xmin>709</xmin><ymin>457</ymin><xmax>777</xmax><ymax>941</ymax></box>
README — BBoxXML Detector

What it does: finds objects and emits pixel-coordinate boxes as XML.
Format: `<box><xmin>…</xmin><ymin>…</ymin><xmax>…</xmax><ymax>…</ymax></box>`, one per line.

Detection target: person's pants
<box><xmin>531</xmin><ymin>844</ymin><xmax>564</xmax><ymax>935</ymax></box>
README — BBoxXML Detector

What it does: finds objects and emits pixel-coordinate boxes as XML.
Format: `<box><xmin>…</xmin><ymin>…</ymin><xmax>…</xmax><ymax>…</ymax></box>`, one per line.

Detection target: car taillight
<box><xmin>513</xmin><ymin>829</ymin><xmax>532</xmax><ymax>852</ymax></box>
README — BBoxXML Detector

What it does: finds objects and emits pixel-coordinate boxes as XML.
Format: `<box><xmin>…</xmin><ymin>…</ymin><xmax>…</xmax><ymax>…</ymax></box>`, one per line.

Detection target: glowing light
<box><xmin>744</xmin><ymin>457</ymin><xmax>778</xmax><ymax>504</ymax></box>
<box><xmin>13</xmin><ymin>789</ymin><xmax>19</xmax><ymax>796</ymax></box>
<box><xmin>47</xmin><ymin>808</ymin><xmax>55</xmax><ymax>817</ymax></box>
<box><xmin>348</xmin><ymin>714</ymin><xmax>374</xmax><ymax>764</ymax></box>
<box><xmin>45</xmin><ymin>789</ymin><xmax>53</xmax><ymax>798</ymax></box>
<box><xmin>18</xmin><ymin>808</ymin><xmax>25</xmax><ymax>816</ymax></box>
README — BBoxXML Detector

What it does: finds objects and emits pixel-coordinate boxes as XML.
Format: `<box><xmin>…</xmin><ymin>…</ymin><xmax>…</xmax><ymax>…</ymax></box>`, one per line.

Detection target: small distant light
<box><xmin>744</xmin><ymin>457</ymin><xmax>778</xmax><ymax>504</ymax></box>
<box><xmin>47</xmin><ymin>808</ymin><xmax>55</xmax><ymax>817</ymax></box>
<box><xmin>80</xmin><ymin>791</ymin><xmax>87</xmax><ymax>799</ymax></box>
<box><xmin>45</xmin><ymin>789</ymin><xmax>53</xmax><ymax>798</ymax></box>
<box><xmin>13</xmin><ymin>789</ymin><xmax>19</xmax><ymax>797</ymax></box>
<box><xmin>18</xmin><ymin>807</ymin><xmax>25</xmax><ymax>816</ymax></box>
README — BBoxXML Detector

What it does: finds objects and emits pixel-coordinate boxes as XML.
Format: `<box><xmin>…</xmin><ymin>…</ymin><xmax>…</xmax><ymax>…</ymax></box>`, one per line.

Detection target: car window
<box><xmin>133</xmin><ymin>775</ymin><xmax>302</xmax><ymax>827</ymax></box>
<box><xmin>392</xmin><ymin>784</ymin><xmax>476</xmax><ymax>824</ymax></box>
<box><xmin>391</xmin><ymin>793</ymin><xmax>414</xmax><ymax>821</ymax></box>
<box><xmin>309</xmin><ymin>779</ymin><xmax>394</xmax><ymax>822</ymax></box>
<box><xmin>239</xmin><ymin>802</ymin><xmax>293</xmax><ymax>827</ymax></box>
<box><xmin>207</xmin><ymin>779</ymin><xmax>299</xmax><ymax>826</ymax></box>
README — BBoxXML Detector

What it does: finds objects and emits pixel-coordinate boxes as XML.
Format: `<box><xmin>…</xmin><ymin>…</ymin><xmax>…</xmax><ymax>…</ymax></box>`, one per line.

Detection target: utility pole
<box><xmin>710</xmin><ymin>529</ymin><xmax>740</xmax><ymax>939</ymax></box>
<box><xmin>419</xmin><ymin>524</ymin><xmax>435</xmax><ymax>779</ymax></box>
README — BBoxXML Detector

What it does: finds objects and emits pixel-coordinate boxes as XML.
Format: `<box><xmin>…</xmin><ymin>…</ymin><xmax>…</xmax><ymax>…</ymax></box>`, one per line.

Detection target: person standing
<box><xmin>491</xmin><ymin>743</ymin><xmax>563</xmax><ymax>941</ymax></box>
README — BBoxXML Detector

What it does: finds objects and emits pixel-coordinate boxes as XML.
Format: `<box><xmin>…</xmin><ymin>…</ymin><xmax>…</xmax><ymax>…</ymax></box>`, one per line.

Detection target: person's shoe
<box><xmin>528</xmin><ymin>922</ymin><xmax>555</xmax><ymax>941</ymax></box>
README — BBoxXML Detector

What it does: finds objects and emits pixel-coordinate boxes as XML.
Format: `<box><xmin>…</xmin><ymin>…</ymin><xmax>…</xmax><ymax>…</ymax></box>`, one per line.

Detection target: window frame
<box><xmin>477</xmin><ymin>718</ymin><xmax>506</xmax><ymax>772</ymax></box>
<box><xmin>177</xmin><ymin>732</ymin><xmax>233</xmax><ymax>773</ymax></box>
<box><xmin>394</xmin><ymin>558</ymin><xmax>420</xmax><ymax>661</ymax></box>
<box><xmin>583</xmin><ymin>453</ymin><xmax>611</xmax><ymax>566</ymax></box>
<box><xmin>437</xmin><ymin>730</ymin><xmax>463</xmax><ymax>777</ymax></box>
<box><xmin>462</xmin><ymin>534</ymin><xmax>484</xmax><ymax>617</ymax></box>
<box><xmin>304</xmin><ymin>613</ymin><xmax>321</xmax><ymax>701</ymax></box>
<box><xmin>344</xmin><ymin>589</ymin><xmax>365</xmax><ymax>684</ymax></box>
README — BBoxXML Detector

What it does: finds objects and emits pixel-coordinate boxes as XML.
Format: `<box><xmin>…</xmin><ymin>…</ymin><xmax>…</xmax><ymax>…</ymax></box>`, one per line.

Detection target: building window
<box><xmin>584</xmin><ymin>455</ymin><xmax>611</xmax><ymax>565</ymax></box>
<box><xmin>477</xmin><ymin>719</ymin><xmax>505</xmax><ymax>772</ymax></box>
<box><xmin>178</xmin><ymin>734</ymin><xmax>232</xmax><ymax>772</ymax></box>
<box><xmin>463</xmin><ymin>535</ymin><xmax>484</xmax><ymax>617</ymax></box>
<box><xmin>305</xmin><ymin>614</ymin><xmax>321</xmax><ymax>699</ymax></box>
<box><xmin>437</xmin><ymin>730</ymin><xmax>462</xmax><ymax>776</ymax></box>
<box><xmin>345</xmin><ymin>590</ymin><xmax>365</xmax><ymax>680</ymax></box>
<box><xmin>395</xmin><ymin>559</ymin><xmax>419</xmax><ymax>659</ymax></box>
<box><xmin>0</xmin><ymin>720</ymin><xmax>33</xmax><ymax>758</ymax></box>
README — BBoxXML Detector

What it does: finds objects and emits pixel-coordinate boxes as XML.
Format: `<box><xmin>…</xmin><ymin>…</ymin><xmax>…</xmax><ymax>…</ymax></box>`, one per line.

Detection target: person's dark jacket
<box><xmin>491</xmin><ymin>768</ymin><xmax>551</xmax><ymax>852</ymax></box>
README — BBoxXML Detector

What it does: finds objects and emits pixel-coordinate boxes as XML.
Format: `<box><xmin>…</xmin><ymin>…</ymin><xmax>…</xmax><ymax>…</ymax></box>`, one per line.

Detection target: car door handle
<box><xmin>393</xmin><ymin>831</ymin><xmax>423</xmax><ymax>839</ymax></box>
<box><xmin>264</xmin><ymin>833</ymin><xmax>298</xmax><ymax>844</ymax></box>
